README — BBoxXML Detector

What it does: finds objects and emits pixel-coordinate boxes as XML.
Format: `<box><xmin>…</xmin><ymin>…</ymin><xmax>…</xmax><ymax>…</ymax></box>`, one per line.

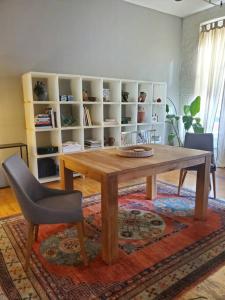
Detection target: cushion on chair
<box><xmin>35</xmin><ymin>190</ymin><xmax>83</xmax><ymax>224</ymax></box>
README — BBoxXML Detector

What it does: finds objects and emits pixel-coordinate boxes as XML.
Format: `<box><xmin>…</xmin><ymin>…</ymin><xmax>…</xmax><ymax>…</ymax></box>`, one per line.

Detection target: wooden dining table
<box><xmin>59</xmin><ymin>144</ymin><xmax>211</xmax><ymax>265</ymax></box>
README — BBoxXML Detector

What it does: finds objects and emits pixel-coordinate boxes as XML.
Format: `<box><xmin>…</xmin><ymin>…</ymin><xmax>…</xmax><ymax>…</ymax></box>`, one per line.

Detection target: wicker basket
<box><xmin>117</xmin><ymin>145</ymin><xmax>154</xmax><ymax>158</ymax></box>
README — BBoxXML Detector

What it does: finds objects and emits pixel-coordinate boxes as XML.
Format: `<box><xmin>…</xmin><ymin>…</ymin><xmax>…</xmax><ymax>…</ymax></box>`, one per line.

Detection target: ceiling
<box><xmin>123</xmin><ymin>0</ymin><xmax>215</xmax><ymax>18</ymax></box>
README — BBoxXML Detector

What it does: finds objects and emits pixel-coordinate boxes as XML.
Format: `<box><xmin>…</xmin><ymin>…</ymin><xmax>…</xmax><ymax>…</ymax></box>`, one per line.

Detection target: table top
<box><xmin>0</xmin><ymin>143</ymin><xmax>27</xmax><ymax>149</ymax></box>
<box><xmin>61</xmin><ymin>144</ymin><xmax>211</xmax><ymax>177</ymax></box>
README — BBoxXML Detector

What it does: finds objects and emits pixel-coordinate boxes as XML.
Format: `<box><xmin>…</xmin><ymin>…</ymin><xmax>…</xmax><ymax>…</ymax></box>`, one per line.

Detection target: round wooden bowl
<box><xmin>117</xmin><ymin>145</ymin><xmax>154</xmax><ymax>158</ymax></box>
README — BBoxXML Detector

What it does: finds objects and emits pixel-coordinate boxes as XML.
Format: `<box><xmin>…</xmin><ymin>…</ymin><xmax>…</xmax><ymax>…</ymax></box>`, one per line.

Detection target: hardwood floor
<box><xmin>0</xmin><ymin>168</ymin><xmax>225</xmax><ymax>299</ymax></box>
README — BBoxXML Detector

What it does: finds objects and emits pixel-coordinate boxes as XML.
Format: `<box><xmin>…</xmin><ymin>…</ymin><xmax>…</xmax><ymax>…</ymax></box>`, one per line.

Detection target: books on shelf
<box><xmin>35</xmin><ymin>107</ymin><xmax>57</xmax><ymax>128</ymax></box>
<box><xmin>84</xmin><ymin>139</ymin><xmax>101</xmax><ymax>149</ymax></box>
<box><xmin>62</xmin><ymin>141</ymin><xmax>82</xmax><ymax>153</ymax></box>
<box><xmin>104</xmin><ymin>118</ymin><xmax>118</xmax><ymax>126</ymax></box>
<box><xmin>83</xmin><ymin>106</ymin><xmax>92</xmax><ymax>126</ymax></box>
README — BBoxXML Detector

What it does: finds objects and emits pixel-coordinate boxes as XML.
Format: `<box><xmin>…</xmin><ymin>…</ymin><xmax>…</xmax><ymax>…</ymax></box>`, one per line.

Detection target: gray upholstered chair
<box><xmin>178</xmin><ymin>133</ymin><xmax>216</xmax><ymax>198</ymax></box>
<box><xmin>2</xmin><ymin>155</ymin><xmax>88</xmax><ymax>271</ymax></box>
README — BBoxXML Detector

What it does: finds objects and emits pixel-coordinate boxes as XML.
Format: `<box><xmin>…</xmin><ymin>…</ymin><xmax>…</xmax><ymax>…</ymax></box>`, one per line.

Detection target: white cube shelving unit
<box><xmin>22</xmin><ymin>72</ymin><xmax>167</xmax><ymax>183</ymax></box>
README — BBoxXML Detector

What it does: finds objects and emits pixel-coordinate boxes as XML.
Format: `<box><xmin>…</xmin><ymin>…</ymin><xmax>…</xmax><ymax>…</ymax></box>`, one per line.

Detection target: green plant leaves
<box><xmin>190</xmin><ymin>96</ymin><xmax>200</xmax><ymax>116</ymax></box>
<box><xmin>184</xmin><ymin>105</ymin><xmax>190</xmax><ymax>115</ymax></box>
<box><xmin>192</xmin><ymin>123</ymin><xmax>204</xmax><ymax>133</ymax></box>
<box><xmin>182</xmin><ymin>115</ymin><xmax>193</xmax><ymax>131</ymax></box>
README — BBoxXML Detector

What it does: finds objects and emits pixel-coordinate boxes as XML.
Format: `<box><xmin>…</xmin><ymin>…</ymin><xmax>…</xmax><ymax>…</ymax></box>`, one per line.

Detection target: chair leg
<box><xmin>178</xmin><ymin>169</ymin><xmax>187</xmax><ymax>195</ymax></box>
<box><xmin>212</xmin><ymin>171</ymin><xmax>216</xmax><ymax>199</ymax></box>
<box><xmin>34</xmin><ymin>225</ymin><xmax>39</xmax><ymax>242</ymax></box>
<box><xmin>25</xmin><ymin>222</ymin><xmax>35</xmax><ymax>272</ymax></box>
<box><xmin>76</xmin><ymin>223</ymin><xmax>88</xmax><ymax>266</ymax></box>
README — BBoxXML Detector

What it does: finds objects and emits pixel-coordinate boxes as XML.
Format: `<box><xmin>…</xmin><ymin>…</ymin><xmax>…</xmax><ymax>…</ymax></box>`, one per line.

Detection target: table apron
<box><xmin>117</xmin><ymin>156</ymin><xmax>206</xmax><ymax>182</ymax></box>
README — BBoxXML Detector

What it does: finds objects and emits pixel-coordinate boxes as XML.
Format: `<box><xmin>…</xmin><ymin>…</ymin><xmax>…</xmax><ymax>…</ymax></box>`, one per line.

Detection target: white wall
<box><xmin>0</xmin><ymin>0</ymin><xmax>182</xmax><ymax>149</ymax></box>
<box><xmin>180</xmin><ymin>5</ymin><xmax>225</xmax><ymax>108</ymax></box>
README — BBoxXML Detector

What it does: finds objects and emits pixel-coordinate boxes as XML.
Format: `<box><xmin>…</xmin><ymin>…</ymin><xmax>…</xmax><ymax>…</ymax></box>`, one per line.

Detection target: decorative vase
<box><xmin>33</xmin><ymin>81</ymin><xmax>48</xmax><ymax>101</ymax></box>
<box><xmin>137</xmin><ymin>109</ymin><xmax>145</xmax><ymax>123</ymax></box>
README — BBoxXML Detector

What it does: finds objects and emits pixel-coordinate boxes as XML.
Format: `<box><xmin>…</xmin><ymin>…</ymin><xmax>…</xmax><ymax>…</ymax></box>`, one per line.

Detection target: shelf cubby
<box><xmin>137</xmin><ymin>104</ymin><xmax>152</xmax><ymax>124</ymax></box>
<box><xmin>35</xmin><ymin>130</ymin><xmax>60</xmax><ymax>156</ymax></box>
<box><xmin>82</xmin><ymin>78</ymin><xmax>102</xmax><ymax>102</ymax></box>
<box><xmin>58</xmin><ymin>76</ymin><xmax>82</xmax><ymax>102</ymax></box>
<box><xmin>37</xmin><ymin>156</ymin><xmax>59</xmax><ymax>182</ymax></box>
<box><xmin>83</xmin><ymin>103</ymin><xmax>102</xmax><ymax>126</ymax></box>
<box><xmin>60</xmin><ymin>103</ymin><xmax>81</xmax><ymax>128</ymax></box>
<box><xmin>61</xmin><ymin>129</ymin><xmax>83</xmax><ymax>152</ymax></box>
<box><xmin>138</xmin><ymin>82</ymin><xmax>153</xmax><ymax>103</ymax></box>
<box><xmin>153</xmin><ymin>83</ymin><xmax>167</xmax><ymax>104</ymax></box>
<box><xmin>103</xmin><ymin>103</ymin><xmax>120</xmax><ymax>126</ymax></box>
<box><xmin>152</xmin><ymin>104</ymin><xmax>166</xmax><ymax>123</ymax></box>
<box><xmin>121</xmin><ymin>103</ymin><xmax>137</xmax><ymax>125</ymax></box>
<box><xmin>121</xmin><ymin>81</ymin><xmax>138</xmax><ymax>102</ymax></box>
<box><xmin>84</xmin><ymin>127</ymin><xmax>103</xmax><ymax>150</ymax></box>
<box><xmin>150</xmin><ymin>123</ymin><xmax>165</xmax><ymax>144</ymax></box>
<box><xmin>31</xmin><ymin>74</ymin><xmax>58</xmax><ymax>102</ymax></box>
<box><xmin>104</xmin><ymin>127</ymin><xmax>120</xmax><ymax>147</ymax></box>
<box><xmin>33</xmin><ymin>102</ymin><xmax>60</xmax><ymax>130</ymax></box>
<box><xmin>103</xmin><ymin>79</ymin><xmax>121</xmax><ymax>102</ymax></box>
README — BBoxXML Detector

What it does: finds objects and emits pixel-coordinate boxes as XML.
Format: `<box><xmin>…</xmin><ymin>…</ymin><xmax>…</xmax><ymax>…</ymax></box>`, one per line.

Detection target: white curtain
<box><xmin>217</xmin><ymin>87</ymin><xmax>225</xmax><ymax>167</ymax></box>
<box><xmin>195</xmin><ymin>24</ymin><xmax>225</xmax><ymax>166</ymax></box>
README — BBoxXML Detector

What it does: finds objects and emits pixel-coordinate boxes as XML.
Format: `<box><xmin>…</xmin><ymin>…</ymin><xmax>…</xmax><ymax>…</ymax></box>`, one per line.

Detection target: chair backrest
<box><xmin>2</xmin><ymin>155</ymin><xmax>45</xmax><ymax>221</ymax></box>
<box><xmin>184</xmin><ymin>133</ymin><xmax>214</xmax><ymax>152</ymax></box>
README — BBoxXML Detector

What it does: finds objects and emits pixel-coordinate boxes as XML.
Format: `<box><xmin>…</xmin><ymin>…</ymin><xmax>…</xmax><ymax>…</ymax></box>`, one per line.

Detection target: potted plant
<box><xmin>166</xmin><ymin>96</ymin><xmax>204</xmax><ymax>146</ymax></box>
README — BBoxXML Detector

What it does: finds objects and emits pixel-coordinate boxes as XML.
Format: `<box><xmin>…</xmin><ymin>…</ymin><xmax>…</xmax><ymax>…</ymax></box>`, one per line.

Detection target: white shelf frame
<box><xmin>22</xmin><ymin>72</ymin><xmax>167</xmax><ymax>183</ymax></box>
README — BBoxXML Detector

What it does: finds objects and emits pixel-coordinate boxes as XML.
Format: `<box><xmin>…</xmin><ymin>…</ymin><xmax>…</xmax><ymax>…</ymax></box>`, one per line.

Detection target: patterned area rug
<box><xmin>1</xmin><ymin>182</ymin><xmax>225</xmax><ymax>299</ymax></box>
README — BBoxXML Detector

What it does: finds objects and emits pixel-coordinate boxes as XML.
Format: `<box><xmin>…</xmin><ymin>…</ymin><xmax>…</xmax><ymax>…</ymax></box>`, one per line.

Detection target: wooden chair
<box><xmin>178</xmin><ymin>133</ymin><xmax>216</xmax><ymax>198</ymax></box>
<box><xmin>2</xmin><ymin>155</ymin><xmax>88</xmax><ymax>271</ymax></box>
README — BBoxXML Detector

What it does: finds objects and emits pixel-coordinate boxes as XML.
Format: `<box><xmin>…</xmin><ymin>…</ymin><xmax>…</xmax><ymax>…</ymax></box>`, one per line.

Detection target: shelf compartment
<box><xmin>82</xmin><ymin>78</ymin><xmax>102</xmax><ymax>102</ymax></box>
<box><xmin>103</xmin><ymin>79</ymin><xmax>121</xmax><ymax>102</ymax></box>
<box><xmin>152</xmin><ymin>104</ymin><xmax>166</xmax><ymax>123</ymax></box>
<box><xmin>104</xmin><ymin>127</ymin><xmax>120</xmax><ymax>147</ymax></box>
<box><xmin>150</xmin><ymin>123</ymin><xmax>165</xmax><ymax>144</ymax></box>
<box><xmin>138</xmin><ymin>83</ymin><xmax>153</xmax><ymax>103</ymax></box>
<box><xmin>137</xmin><ymin>126</ymin><xmax>156</xmax><ymax>144</ymax></box>
<box><xmin>84</xmin><ymin>127</ymin><xmax>103</xmax><ymax>149</ymax></box>
<box><xmin>58</xmin><ymin>76</ymin><xmax>82</xmax><ymax>102</ymax></box>
<box><xmin>153</xmin><ymin>83</ymin><xmax>167</xmax><ymax>104</ymax></box>
<box><xmin>121</xmin><ymin>103</ymin><xmax>137</xmax><ymax>125</ymax></box>
<box><xmin>32</xmin><ymin>103</ymin><xmax>59</xmax><ymax>130</ymax></box>
<box><xmin>61</xmin><ymin>129</ymin><xmax>83</xmax><ymax>153</ymax></box>
<box><xmin>137</xmin><ymin>104</ymin><xmax>152</xmax><ymax>124</ymax></box>
<box><xmin>37</xmin><ymin>156</ymin><xmax>59</xmax><ymax>181</ymax></box>
<box><xmin>103</xmin><ymin>103</ymin><xmax>120</xmax><ymax>126</ymax></box>
<box><xmin>83</xmin><ymin>104</ymin><xmax>102</xmax><ymax>126</ymax></box>
<box><xmin>60</xmin><ymin>103</ymin><xmax>81</xmax><ymax>128</ymax></box>
<box><xmin>35</xmin><ymin>130</ymin><xmax>60</xmax><ymax>156</ymax></box>
<box><xmin>121</xmin><ymin>81</ymin><xmax>138</xmax><ymax>102</ymax></box>
<box><xmin>31</xmin><ymin>74</ymin><xmax>58</xmax><ymax>102</ymax></box>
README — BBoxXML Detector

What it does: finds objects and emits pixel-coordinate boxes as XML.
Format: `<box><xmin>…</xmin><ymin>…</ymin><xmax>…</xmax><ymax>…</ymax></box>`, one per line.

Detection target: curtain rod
<box><xmin>201</xmin><ymin>18</ymin><xmax>225</xmax><ymax>32</ymax></box>
<box><xmin>201</xmin><ymin>16</ymin><xmax>225</xmax><ymax>26</ymax></box>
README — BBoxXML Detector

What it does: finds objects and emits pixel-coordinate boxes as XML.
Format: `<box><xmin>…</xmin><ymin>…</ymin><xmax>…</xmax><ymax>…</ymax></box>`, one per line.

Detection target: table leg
<box><xmin>59</xmin><ymin>159</ymin><xmax>73</xmax><ymax>191</ymax></box>
<box><xmin>146</xmin><ymin>175</ymin><xmax>157</xmax><ymax>200</ymax></box>
<box><xmin>101</xmin><ymin>175</ymin><xmax>118</xmax><ymax>264</ymax></box>
<box><xmin>195</xmin><ymin>155</ymin><xmax>211</xmax><ymax>221</ymax></box>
